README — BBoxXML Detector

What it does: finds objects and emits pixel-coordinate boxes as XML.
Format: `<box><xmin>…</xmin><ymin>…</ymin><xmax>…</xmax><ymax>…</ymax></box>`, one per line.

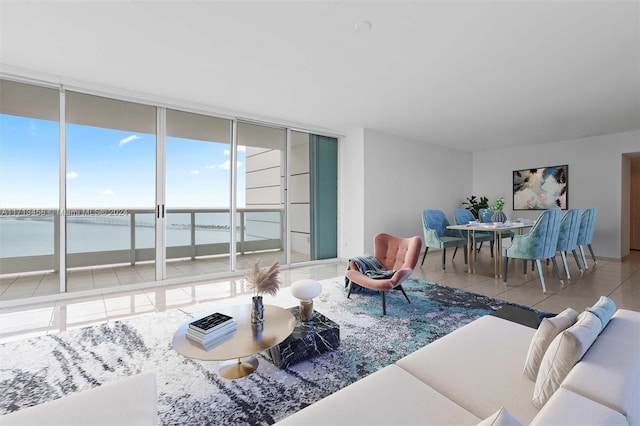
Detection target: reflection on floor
<box><xmin>0</xmin><ymin>249</ymin><xmax>638</xmax><ymax>344</ymax></box>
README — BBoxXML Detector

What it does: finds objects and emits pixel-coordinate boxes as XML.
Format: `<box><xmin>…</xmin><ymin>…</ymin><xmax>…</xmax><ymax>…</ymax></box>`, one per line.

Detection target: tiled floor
<box><xmin>0</xmin><ymin>248</ymin><xmax>638</xmax><ymax>344</ymax></box>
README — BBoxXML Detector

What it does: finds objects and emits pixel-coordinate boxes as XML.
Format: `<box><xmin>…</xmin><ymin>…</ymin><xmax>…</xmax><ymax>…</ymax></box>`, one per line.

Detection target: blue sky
<box><xmin>0</xmin><ymin>114</ymin><xmax>245</xmax><ymax>209</ymax></box>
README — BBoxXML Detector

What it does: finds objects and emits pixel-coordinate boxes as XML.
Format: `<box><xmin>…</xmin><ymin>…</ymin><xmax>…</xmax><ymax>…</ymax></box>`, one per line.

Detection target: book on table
<box><xmin>186</xmin><ymin>324</ymin><xmax>236</xmax><ymax>350</ymax></box>
<box><xmin>189</xmin><ymin>312</ymin><xmax>234</xmax><ymax>334</ymax></box>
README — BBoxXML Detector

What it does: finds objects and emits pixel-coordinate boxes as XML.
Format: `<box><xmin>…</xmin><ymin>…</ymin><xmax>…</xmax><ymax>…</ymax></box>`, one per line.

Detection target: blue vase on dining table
<box><xmin>492</xmin><ymin>210</ymin><xmax>507</xmax><ymax>223</ymax></box>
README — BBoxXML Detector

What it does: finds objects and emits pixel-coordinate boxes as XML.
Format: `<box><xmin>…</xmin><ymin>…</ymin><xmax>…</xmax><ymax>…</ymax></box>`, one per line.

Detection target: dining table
<box><xmin>447</xmin><ymin>220</ymin><xmax>534</xmax><ymax>278</ymax></box>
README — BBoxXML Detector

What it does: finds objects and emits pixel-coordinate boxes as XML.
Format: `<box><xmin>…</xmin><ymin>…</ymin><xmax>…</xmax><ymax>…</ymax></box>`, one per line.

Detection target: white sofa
<box><xmin>276</xmin><ymin>309</ymin><xmax>640</xmax><ymax>425</ymax></box>
<box><xmin>0</xmin><ymin>372</ymin><xmax>157</xmax><ymax>426</ymax></box>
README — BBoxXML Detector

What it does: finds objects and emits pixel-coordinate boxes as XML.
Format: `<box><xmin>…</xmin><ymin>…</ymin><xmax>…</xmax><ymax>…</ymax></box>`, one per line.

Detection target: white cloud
<box><xmin>66</xmin><ymin>171</ymin><xmax>78</xmax><ymax>180</ymax></box>
<box><xmin>219</xmin><ymin>160</ymin><xmax>243</xmax><ymax>170</ymax></box>
<box><xmin>101</xmin><ymin>189</ymin><xmax>114</xmax><ymax>195</ymax></box>
<box><xmin>205</xmin><ymin>164</ymin><xmax>216</xmax><ymax>169</ymax></box>
<box><xmin>190</xmin><ymin>170</ymin><xmax>200</xmax><ymax>175</ymax></box>
<box><xmin>119</xmin><ymin>135</ymin><xmax>141</xmax><ymax>147</ymax></box>
<box><xmin>223</xmin><ymin>149</ymin><xmax>230</xmax><ymax>156</ymax></box>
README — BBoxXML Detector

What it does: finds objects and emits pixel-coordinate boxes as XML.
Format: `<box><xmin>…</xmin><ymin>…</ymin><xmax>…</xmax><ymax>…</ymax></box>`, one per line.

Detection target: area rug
<box><xmin>0</xmin><ymin>278</ymin><xmax>538</xmax><ymax>425</ymax></box>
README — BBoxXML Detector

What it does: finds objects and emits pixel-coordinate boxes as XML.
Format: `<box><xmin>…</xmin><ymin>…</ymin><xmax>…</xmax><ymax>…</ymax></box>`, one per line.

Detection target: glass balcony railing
<box><xmin>0</xmin><ymin>208</ymin><xmax>283</xmax><ymax>275</ymax></box>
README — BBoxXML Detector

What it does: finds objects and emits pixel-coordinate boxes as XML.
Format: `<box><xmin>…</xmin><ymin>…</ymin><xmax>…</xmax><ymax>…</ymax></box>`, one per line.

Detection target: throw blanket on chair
<box><xmin>345</xmin><ymin>255</ymin><xmax>396</xmax><ymax>288</ymax></box>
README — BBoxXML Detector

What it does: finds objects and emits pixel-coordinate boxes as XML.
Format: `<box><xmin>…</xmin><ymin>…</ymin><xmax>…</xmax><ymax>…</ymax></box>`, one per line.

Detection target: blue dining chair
<box><xmin>453</xmin><ymin>208</ymin><xmax>494</xmax><ymax>258</ymax></box>
<box><xmin>554</xmin><ymin>208</ymin><xmax>583</xmax><ymax>279</ymax></box>
<box><xmin>421</xmin><ymin>210</ymin><xmax>468</xmax><ymax>271</ymax></box>
<box><xmin>576</xmin><ymin>208</ymin><xmax>598</xmax><ymax>269</ymax></box>
<box><xmin>503</xmin><ymin>209</ymin><xmax>563</xmax><ymax>293</ymax></box>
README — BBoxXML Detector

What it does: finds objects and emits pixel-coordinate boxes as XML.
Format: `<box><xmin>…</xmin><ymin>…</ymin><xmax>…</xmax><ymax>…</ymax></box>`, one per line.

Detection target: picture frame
<box><xmin>513</xmin><ymin>165</ymin><xmax>568</xmax><ymax>210</ymax></box>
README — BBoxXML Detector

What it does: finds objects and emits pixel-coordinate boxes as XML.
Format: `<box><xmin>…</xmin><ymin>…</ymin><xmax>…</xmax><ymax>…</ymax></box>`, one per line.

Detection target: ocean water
<box><xmin>0</xmin><ymin>218</ymin><xmax>274</xmax><ymax>258</ymax></box>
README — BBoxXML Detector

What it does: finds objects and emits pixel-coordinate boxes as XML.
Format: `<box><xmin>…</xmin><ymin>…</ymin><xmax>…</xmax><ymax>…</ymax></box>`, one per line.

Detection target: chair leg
<box><xmin>452</xmin><ymin>246</ymin><xmax>458</xmax><ymax>259</ymax></box>
<box><xmin>588</xmin><ymin>244</ymin><xmax>597</xmax><ymax>265</ymax></box>
<box><xmin>572</xmin><ymin>249</ymin><xmax>584</xmax><ymax>274</ymax></box>
<box><xmin>536</xmin><ymin>259</ymin><xmax>547</xmax><ymax>293</ymax></box>
<box><xmin>398</xmin><ymin>284</ymin><xmax>411</xmax><ymax>304</ymax></box>
<box><xmin>490</xmin><ymin>240</ymin><xmax>494</xmax><ymax>258</ymax></box>
<box><xmin>463</xmin><ymin>244</ymin><xmax>468</xmax><ymax>265</ymax></box>
<box><xmin>523</xmin><ymin>259</ymin><xmax>527</xmax><ymax>275</ymax></box>
<box><xmin>503</xmin><ymin>256</ymin><xmax>509</xmax><ymax>283</ymax></box>
<box><xmin>551</xmin><ymin>257</ymin><xmax>565</xmax><ymax>285</ymax></box>
<box><xmin>560</xmin><ymin>251</ymin><xmax>571</xmax><ymax>279</ymax></box>
<box><xmin>421</xmin><ymin>247</ymin><xmax>429</xmax><ymax>266</ymax></box>
<box><xmin>579</xmin><ymin>245</ymin><xmax>589</xmax><ymax>269</ymax></box>
<box><xmin>381</xmin><ymin>291</ymin><xmax>387</xmax><ymax>316</ymax></box>
<box><xmin>442</xmin><ymin>248</ymin><xmax>446</xmax><ymax>271</ymax></box>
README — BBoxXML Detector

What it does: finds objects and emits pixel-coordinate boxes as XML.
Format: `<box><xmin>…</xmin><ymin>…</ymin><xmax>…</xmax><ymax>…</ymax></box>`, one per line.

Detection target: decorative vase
<box><xmin>492</xmin><ymin>210</ymin><xmax>507</xmax><ymax>223</ymax></box>
<box><xmin>251</xmin><ymin>295</ymin><xmax>264</xmax><ymax>325</ymax></box>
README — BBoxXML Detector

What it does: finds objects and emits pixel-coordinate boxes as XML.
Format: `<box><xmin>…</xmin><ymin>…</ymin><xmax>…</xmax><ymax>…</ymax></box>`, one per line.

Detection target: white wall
<box><xmin>339</xmin><ymin>128</ymin><xmax>366</xmax><ymax>258</ymax></box>
<box><xmin>472</xmin><ymin>130</ymin><xmax>640</xmax><ymax>259</ymax></box>
<box><xmin>339</xmin><ymin>128</ymin><xmax>473</xmax><ymax>258</ymax></box>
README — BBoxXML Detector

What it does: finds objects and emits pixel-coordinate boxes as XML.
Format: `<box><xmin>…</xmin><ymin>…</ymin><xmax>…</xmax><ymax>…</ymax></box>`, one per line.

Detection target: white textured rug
<box><xmin>0</xmin><ymin>277</ymin><xmax>518</xmax><ymax>425</ymax></box>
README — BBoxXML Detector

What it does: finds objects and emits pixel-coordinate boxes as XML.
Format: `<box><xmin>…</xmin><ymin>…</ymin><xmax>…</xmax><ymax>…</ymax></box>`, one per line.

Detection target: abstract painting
<box><xmin>513</xmin><ymin>165</ymin><xmax>568</xmax><ymax>210</ymax></box>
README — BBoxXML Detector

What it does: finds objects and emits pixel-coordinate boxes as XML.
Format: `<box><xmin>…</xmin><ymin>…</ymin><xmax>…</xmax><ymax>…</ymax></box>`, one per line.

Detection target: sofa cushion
<box><xmin>396</xmin><ymin>315</ymin><xmax>540</xmax><ymax>424</ymax></box>
<box><xmin>532</xmin><ymin>311</ymin><xmax>602</xmax><ymax>408</ymax></box>
<box><xmin>523</xmin><ymin>307</ymin><xmax>578</xmax><ymax>381</ymax></box>
<box><xmin>275</xmin><ymin>364</ymin><xmax>480</xmax><ymax>425</ymax></box>
<box><xmin>0</xmin><ymin>372</ymin><xmax>158</xmax><ymax>426</ymax></box>
<box><xmin>585</xmin><ymin>296</ymin><xmax>616</xmax><ymax>328</ymax></box>
<box><xmin>561</xmin><ymin>309</ymin><xmax>640</xmax><ymax>422</ymax></box>
<box><xmin>477</xmin><ymin>406</ymin><xmax>522</xmax><ymax>426</ymax></box>
<box><xmin>529</xmin><ymin>388</ymin><xmax>628</xmax><ymax>426</ymax></box>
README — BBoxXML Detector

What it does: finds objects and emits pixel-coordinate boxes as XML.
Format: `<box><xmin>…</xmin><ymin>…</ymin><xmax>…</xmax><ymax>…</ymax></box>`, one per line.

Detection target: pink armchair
<box><xmin>346</xmin><ymin>233</ymin><xmax>423</xmax><ymax>315</ymax></box>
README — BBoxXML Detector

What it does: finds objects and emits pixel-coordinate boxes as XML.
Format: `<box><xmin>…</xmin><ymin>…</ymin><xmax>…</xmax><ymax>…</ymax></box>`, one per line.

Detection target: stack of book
<box><xmin>186</xmin><ymin>312</ymin><xmax>236</xmax><ymax>350</ymax></box>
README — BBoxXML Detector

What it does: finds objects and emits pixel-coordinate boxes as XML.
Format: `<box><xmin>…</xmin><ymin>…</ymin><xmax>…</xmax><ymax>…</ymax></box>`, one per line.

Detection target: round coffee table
<box><xmin>172</xmin><ymin>304</ymin><xmax>295</xmax><ymax>379</ymax></box>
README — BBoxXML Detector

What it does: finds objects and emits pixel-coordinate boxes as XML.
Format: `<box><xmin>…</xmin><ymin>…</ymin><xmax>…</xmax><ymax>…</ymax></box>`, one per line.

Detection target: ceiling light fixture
<box><xmin>354</xmin><ymin>21</ymin><xmax>372</xmax><ymax>32</ymax></box>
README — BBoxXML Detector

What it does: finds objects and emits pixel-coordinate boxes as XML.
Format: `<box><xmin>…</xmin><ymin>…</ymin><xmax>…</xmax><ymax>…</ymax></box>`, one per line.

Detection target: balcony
<box><xmin>0</xmin><ymin>208</ymin><xmax>303</xmax><ymax>302</ymax></box>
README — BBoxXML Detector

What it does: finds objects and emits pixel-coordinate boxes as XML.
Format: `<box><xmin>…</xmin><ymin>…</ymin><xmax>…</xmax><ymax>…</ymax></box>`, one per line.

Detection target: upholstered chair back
<box><xmin>577</xmin><ymin>208</ymin><xmax>597</xmax><ymax>245</ymax></box>
<box><xmin>556</xmin><ymin>208</ymin><xmax>582</xmax><ymax>251</ymax></box>
<box><xmin>422</xmin><ymin>210</ymin><xmax>450</xmax><ymax>238</ymax></box>
<box><xmin>479</xmin><ymin>208</ymin><xmax>493</xmax><ymax>223</ymax></box>
<box><xmin>505</xmin><ymin>209</ymin><xmax>562</xmax><ymax>260</ymax></box>
<box><xmin>454</xmin><ymin>208</ymin><xmax>476</xmax><ymax>225</ymax></box>
<box><xmin>374</xmin><ymin>233</ymin><xmax>422</xmax><ymax>272</ymax></box>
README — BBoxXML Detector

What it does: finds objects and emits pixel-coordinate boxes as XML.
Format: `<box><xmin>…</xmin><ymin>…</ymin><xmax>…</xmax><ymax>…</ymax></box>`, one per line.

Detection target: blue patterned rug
<box><xmin>0</xmin><ymin>278</ymin><xmax>540</xmax><ymax>425</ymax></box>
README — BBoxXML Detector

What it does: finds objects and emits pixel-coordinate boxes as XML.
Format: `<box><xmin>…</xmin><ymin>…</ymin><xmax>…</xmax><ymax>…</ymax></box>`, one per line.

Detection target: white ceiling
<box><xmin>1</xmin><ymin>1</ymin><xmax>639</xmax><ymax>152</ymax></box>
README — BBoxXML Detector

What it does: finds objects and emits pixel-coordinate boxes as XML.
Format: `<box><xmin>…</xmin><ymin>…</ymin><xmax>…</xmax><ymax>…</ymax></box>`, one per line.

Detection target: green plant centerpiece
<box><xmin>491</xmin><ymin>197</ymin><xmax>507</xmax><ymax>223</ymax></box>
<box><xmin>463</xmin><ymin>195</ymin><xmax>489</xmax><ymax>219</ymax></box>
<box><xmin>245</xmin><ymin>260</ymin><xmax>280</xmax><ymax>324</ymax></box>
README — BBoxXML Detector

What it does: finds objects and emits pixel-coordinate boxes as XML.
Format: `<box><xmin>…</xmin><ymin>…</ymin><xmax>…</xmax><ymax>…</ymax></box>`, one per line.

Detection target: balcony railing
<box><xmin>0</xmin><ymin>208</ymin><xmax>283</xmax><ymax>275</ymax></box>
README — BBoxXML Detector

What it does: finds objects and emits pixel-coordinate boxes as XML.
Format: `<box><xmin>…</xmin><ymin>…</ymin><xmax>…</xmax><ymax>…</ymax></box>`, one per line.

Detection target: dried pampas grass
<box><xmin>246</xmin><ymin>260</ymin><xmax>280</xmax><ymax>297</ymax></box>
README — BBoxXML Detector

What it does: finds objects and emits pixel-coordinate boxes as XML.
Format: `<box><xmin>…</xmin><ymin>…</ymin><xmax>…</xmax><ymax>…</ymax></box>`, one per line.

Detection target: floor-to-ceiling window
<box><xmin>0</xmin><ymin>80</ymin><xmax>60</xmax><ymax>298</ymax></box>
<box><xmin>65</xmin><ymin>92</ymin><xmax>156</xmax><ymax>291</ymax></box>
<box><xmin>0</xmin><ymin>78</ymin><xmax>338</xmax><ymax>303</ymax></box>
<box><xmin>165</xmin><ymin>109</ymin><xmax>232</xmax><ymax>277</ymax></box>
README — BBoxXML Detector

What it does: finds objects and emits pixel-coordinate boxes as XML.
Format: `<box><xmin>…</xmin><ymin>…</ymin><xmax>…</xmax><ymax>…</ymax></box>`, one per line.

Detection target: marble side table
<box><xmin>266</xmin><ymin>306</ymin><xmax>340</xmax><ymax>368</ymax></box>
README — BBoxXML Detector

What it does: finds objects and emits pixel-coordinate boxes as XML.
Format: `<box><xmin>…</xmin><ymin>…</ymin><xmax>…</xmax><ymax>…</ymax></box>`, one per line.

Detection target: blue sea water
<box><xmin>0</xmin><ymin>218</ymin><xmax>233</xmax><ymax>258</ymax></box>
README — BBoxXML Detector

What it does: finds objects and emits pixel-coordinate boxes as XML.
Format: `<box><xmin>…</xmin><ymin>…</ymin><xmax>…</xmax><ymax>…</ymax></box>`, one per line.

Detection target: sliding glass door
<box><xmin>65</xmin><ymin>92</ymin><xmax>157</xmax><ymax>291</ymax></box>
<box><xmin>236</xmin><ymin>122</ymin><xmax>286</xmax><ymax>270</ymax></box>
<box><xmin>0</xmin><ymin>80</ymin><xmax>60</xmax><ymax>298</ymax></box>
<box><xmin>165</xmin><ymin>109</ymin><xmax>232</xmax><ymax>277</ymax></box>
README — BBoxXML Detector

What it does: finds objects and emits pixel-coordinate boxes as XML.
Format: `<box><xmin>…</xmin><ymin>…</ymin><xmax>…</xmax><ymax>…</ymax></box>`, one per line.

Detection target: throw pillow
<box><xmin>586</xmin><ymin>296</ymin><xmax>616</xmax><ymax>328</ymax></box>
<box><xmin>477</xmin><ymin>407</ymin><xmax>522</xmax><ymax>426</ymax></box>
<box><xmin>532</xmin><ymin>311</ymin><xmax>603</xmax><ymax>408</ymax></box>
<box><xmin>523</xmin><ymin>307</ymin><xmax>579</xmax><ymax>381</ymax></box>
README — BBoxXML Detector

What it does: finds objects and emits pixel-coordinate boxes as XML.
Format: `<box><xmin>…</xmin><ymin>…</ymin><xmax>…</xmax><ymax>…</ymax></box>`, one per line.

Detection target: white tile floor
<box><xmin>1</xmin><ymin>249</ymin><xmax>638</xmax><ymax>344</ymax></box>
